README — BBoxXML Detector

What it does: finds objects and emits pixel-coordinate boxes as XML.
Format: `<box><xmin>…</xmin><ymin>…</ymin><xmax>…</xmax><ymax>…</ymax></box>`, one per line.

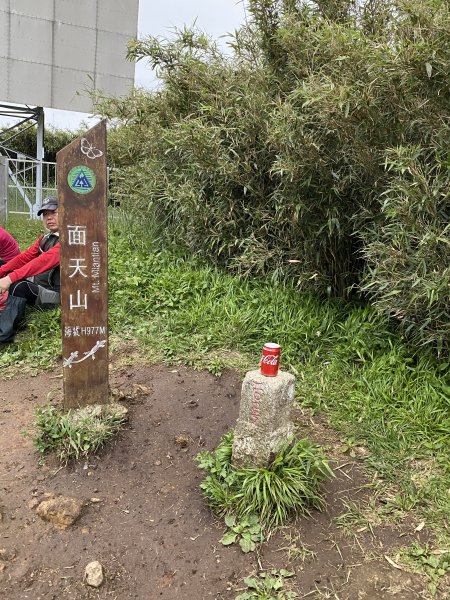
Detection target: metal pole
<box><xmin>0</xmin><ymin>157</ymin><xmax>8</xmax><ymax>223</ymax></box>
<box><xmin>34</xmin><ymin>107</ymin><xmax>45</xmax><ymax>218</ymax></box>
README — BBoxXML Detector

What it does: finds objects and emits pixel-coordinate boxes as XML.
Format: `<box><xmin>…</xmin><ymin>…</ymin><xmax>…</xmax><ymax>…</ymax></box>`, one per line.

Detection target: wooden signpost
<box><xmin>57</xmin><ymin>121</ymin><xmax>108</xmax><ymax>409</ymax></box>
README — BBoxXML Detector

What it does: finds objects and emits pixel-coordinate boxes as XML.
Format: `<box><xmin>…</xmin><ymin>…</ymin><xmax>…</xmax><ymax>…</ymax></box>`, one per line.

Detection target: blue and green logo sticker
<box><xmin>67</xmin><ymin>166</ymin><xmax>96</xmax><ymax>195</ymax></box>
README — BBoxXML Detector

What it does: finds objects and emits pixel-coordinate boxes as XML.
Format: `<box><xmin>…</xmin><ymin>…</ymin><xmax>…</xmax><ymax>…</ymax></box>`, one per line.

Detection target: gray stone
<box><xmin>232</xmin><ymin>370</ymin><xmax>296</xmax><ymax>468</ymax></box>
<box><xmin>84</xmin><ymin>560</ymin><xmax>104</xmax><ymax>588</ymax></box>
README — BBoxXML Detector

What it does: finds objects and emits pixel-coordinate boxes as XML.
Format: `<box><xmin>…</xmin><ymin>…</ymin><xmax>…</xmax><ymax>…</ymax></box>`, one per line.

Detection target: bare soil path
<box><xmin>0</xmin><ymin>360</ymin><xmax>440</xmax><ymax>599</ymax></box>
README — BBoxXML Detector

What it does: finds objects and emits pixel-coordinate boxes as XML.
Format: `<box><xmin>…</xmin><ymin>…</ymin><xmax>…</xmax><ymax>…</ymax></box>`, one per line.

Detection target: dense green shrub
<box><xmin>361</xmin><ymin>146</ymin><xmax>450</xmax><ymax>352</ymax></box>
<box><xmin>95</xmin><ymin>0</ymin><xmax>450</xmax><ymax>350</ymax></box>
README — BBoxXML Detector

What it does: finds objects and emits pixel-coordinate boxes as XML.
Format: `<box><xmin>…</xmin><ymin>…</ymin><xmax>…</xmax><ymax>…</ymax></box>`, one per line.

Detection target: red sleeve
<box><xmin>0</xmin><ymin>227</ymin><xmax>20</xmax><ymax>262</ymax></box>
<box><xmin>4</xmin><ymin>239</ymin><xmax>60</xmax><ymax>283</ymax></box>
<box><xmin>0</xmin><ymin>237</ymin><xmax>42</xmax><ymax>278</ymax></box>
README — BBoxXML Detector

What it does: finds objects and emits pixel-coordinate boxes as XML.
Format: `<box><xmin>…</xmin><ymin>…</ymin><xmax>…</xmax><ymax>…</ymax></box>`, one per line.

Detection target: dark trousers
<box><xmin>0</xmin><ymin>280</ymin><xmax>59</xmax><ymax>343</ymax></box>
<box><xmin>9</xmin><ymin>279</ymin><xmax>41</xmax><ymax>306</ymax></box>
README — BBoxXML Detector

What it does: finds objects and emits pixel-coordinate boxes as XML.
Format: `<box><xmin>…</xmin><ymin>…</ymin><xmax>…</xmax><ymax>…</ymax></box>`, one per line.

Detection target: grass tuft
<box><xmin>30</xmin><ymin>403</ymin><xmax>128</xmax><ymax>464</ymax></box>
<box><xmin>197</xmin><ymin>432</ymin><xmax>333</xmax><ymax>528</ymax></box>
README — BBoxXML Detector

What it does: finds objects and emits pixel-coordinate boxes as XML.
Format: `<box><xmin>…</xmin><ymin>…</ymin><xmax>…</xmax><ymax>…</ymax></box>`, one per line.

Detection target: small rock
<box><xmin>84</xmin><ymin>561</ymin><xmax>104</xmax><ymax>588</ymax></box>
<box><xmin>159</xmin><ymin>483</ymin><xmax>175</xmax><ymax>494</ymax></box>
<box><xmin>35</xmin><ymin>495</ymin><xmax>84</xmax><ymax>529</ymax></box>
<box><xmin>132</xmin><ymin>383</ymin><xmax>150</xmax><ymax>395</ymax></box>
<box><xmin>108</xmin><ymin>403</ymin><xmax>128</xmax><ymax>419</ymax></box>
<box><xmin>174</xmin><ymin>434</ymin><xmax>190</xmax><ymax>448</ymax></box>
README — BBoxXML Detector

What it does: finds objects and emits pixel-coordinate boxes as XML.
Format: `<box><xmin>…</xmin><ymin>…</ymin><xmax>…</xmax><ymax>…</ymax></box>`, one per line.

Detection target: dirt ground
<box><xmin>0</xmin><ymin>358</ymin><xmax>443</xmax><ymax>599</ymax></box>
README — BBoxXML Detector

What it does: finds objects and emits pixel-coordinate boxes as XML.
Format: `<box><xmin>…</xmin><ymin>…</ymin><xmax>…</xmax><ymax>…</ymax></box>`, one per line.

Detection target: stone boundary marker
<box><xmin>232</xmin><ymin>369</ymin><xmax>296</xmax><ymax>468</ymax></box>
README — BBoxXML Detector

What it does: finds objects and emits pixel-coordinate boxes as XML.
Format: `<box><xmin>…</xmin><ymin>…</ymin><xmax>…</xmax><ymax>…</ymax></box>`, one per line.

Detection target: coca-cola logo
<box><xmin>261</xmin><ymin>355</ymin><xmax>279</xmax><ymax>365</ymax></box>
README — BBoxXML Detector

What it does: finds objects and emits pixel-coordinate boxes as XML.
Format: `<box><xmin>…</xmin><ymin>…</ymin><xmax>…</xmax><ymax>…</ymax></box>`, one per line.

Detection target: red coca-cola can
<box><xmin>260</xmin><ymin>342</ymin><xmax>281</xmax><ymax>377</ymax></box>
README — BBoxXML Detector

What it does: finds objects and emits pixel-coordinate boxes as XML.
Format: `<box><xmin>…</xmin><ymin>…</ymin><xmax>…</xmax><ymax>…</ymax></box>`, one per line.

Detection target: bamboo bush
<box><xmin>94</xmin><ymin>0</ymin><xmax>450</xmax><ymax>352</ymax></box>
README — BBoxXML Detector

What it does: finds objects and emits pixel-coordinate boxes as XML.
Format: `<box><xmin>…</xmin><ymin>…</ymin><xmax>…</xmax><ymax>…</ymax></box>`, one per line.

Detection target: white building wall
<box><xmin>0</xmin><ymin>0</ymin><xmax>138</xmax><ymax>112</ymax></box>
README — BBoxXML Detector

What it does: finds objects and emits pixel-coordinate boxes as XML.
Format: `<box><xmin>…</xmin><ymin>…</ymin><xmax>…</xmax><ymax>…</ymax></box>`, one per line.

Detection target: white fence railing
<box><xmin>0</xmin><ymin>156</ymin><xmax>57</xmax><ymax>220</ymax></box>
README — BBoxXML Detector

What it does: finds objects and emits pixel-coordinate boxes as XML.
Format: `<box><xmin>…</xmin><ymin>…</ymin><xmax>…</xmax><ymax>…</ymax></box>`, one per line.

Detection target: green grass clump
<box><xmin>197</xmin><ymin>432</ymin><xmax>333</xmax><ymax>528</ymax></box>
<box><xmin>31</xmin><ymin>403</ymin><xmax>128</xmax><ymax>464</ymax></box>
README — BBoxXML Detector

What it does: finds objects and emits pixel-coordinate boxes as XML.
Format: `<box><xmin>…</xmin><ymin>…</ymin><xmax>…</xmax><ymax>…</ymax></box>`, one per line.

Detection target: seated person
<box><xmin>0</xmin><ymin>225</ymin><xmax>20</xmax><ymax>266</ymax></box>
<box><xmin>0</xmin><ymin>226</ymin><xmax>20</xmax><ymax>310</ymax></box>
<box><xmin>0</xmin><ymin>196</ymin><xmax>60</xmax><ymax>345</ymax></box>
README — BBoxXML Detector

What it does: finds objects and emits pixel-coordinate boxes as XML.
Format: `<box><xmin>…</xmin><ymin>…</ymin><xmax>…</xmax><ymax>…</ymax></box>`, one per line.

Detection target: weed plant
<box><xmin>31</xmin><ymin>404</ymin><xmax>128</xmax><ymax>464</ymax></box>
<box><xmin>235</xmin><ymin>569</ymin><xmax>297</xmax><ymax>600</ymax></box>
<box><xmin>401</xmin><ymin>543</ymin><xmax>450</xmax><ymax>597</ymax></box>
<box><xmin>196</xmin><ymin>432</ymin><xmax>333</xmax><ymax>528</ymax></box>
<box><xmin>220</xmin><ymin>514</ymin><xmax>264</xmax><ymax>553</ymax></box>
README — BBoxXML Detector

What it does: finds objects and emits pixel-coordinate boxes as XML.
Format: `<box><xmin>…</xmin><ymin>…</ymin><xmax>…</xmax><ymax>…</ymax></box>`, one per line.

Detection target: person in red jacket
<box><xmin>0</xmin><ymin>226</ymin><xmax>20</xmax><ymax>310</ymax></box>
<box><xmin>0</xmin><ymin>196</ymin><xmax>60</xmax><ymax>345</ymax></box>
<box><xmin>0</xmin><ymin>226</ymin><xmax>20</xmax><ymax>266</ymax></box>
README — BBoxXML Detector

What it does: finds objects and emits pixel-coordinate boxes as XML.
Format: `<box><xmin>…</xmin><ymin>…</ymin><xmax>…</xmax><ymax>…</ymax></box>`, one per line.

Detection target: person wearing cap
<box><xmin>0</xmin><ymin>226</ymin><xmax>20</xmax><ymax>266</ymax></box>
<box><xmin>0</xmin><ymin>196</ymin><xmax>60</xmax><ymax>345</ymax></box>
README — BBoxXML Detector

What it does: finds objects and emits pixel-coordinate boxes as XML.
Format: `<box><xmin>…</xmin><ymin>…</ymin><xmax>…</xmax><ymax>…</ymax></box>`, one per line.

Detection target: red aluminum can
<box><xmin>260</xmin><ymin>342</ymin><xmax>281</xmax><ymax>377</ymax></box>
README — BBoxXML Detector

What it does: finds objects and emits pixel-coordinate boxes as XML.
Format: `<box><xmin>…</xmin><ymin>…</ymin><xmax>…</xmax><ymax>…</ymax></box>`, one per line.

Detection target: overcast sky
<box><xmin>46</xmin><ymin>0</ymin><xmax>247</xmax><ymax>130</ymax></box>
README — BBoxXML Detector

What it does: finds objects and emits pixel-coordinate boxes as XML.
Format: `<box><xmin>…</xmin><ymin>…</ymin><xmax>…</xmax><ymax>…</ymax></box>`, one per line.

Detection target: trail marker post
<box><xmin>57</xmin><ymin>121</ymin><xmax>108</xmax><ymax>409</ymax></box>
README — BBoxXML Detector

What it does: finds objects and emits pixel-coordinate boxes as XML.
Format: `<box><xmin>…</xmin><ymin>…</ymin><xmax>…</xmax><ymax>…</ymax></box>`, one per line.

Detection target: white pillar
<box><xmin>0</xmin><ymin>157</ymin><xmax>8</xmax><ymax>223</ymax></box>
<box><xmin>34</xmin><ymin>107</ymin><xmax>45</xmax><ymax>218</ymax></box>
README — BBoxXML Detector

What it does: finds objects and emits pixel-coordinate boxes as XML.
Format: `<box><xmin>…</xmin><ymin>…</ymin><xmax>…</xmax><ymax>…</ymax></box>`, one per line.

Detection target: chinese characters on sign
<box><xmin>57</xmin><ymin>121</ymin><xmax>108</xmax><ymax>409</ymax></box>
<box><xmin>64</xmin><ymin>227</ymin><xmax>102</xmax><ymax>310</ymax></box>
